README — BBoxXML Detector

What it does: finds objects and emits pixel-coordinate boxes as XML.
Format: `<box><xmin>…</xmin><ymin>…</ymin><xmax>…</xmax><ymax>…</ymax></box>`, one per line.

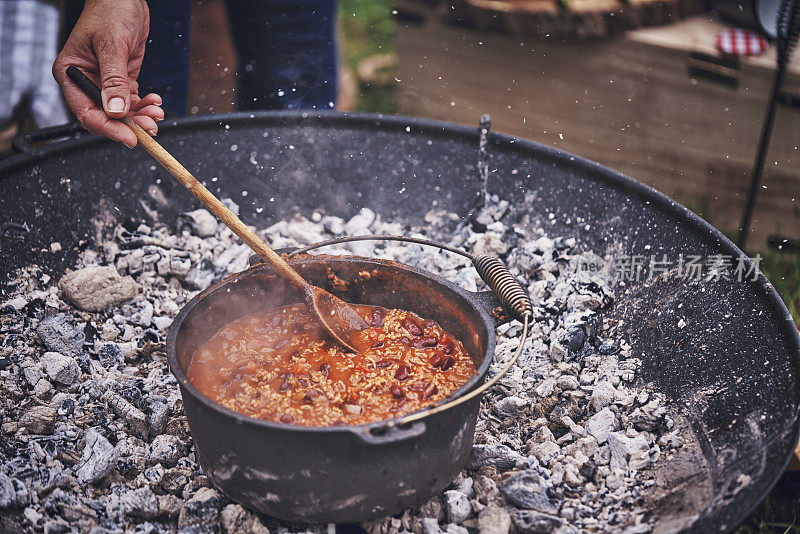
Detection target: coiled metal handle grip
<box><xmin>472</xmin><ymin>255</ymin><xmax>533</xmax><ymax>322</ymax></box>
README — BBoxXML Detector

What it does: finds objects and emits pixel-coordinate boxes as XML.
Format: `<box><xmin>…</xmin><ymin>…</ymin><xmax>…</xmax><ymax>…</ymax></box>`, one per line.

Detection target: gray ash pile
<box><xmin>0</xmin><ymin>198</ymin><xmax>682</xmax><ymax>533</ymax></box>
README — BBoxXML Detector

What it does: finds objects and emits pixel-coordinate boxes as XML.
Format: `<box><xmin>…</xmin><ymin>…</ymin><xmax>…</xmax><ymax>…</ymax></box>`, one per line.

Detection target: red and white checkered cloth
<box><xmin>716</xmin><ymin>28</ymin><xmax>768</xmax><ymax>56</ymax></box>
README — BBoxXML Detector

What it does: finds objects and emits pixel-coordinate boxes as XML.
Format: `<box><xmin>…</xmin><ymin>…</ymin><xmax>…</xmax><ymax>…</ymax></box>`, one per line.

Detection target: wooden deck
<box><xmin>394</xmin><ymin>7</ymin><xmax>800</xmax><ymax>249</ymax></box>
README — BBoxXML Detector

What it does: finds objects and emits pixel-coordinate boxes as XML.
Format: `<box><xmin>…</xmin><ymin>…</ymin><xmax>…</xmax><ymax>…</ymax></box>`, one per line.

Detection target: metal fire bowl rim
<box><xmin>165</xmin><ymin>253</ymin><xmax>498</xmax><ymax>434</ymax></box>
<box><xmin>5</xmin><ymin>111</ymin><xmax>798</xmax><ymax>529</ymax></box>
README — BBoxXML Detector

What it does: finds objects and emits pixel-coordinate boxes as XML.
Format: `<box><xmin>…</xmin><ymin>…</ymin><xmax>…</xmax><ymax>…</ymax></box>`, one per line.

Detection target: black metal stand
<box><xmin>737</xmin><ymin>0</ymin><xmax>799</xmax><ymax>250</ymax></box>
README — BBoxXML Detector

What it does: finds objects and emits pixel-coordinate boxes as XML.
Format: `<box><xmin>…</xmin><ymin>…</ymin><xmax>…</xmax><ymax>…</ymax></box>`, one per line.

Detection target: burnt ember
<box><xmin>0</xmin><ymin>198</ymin><xmax>681</xmax><ymax>533</ymax></box>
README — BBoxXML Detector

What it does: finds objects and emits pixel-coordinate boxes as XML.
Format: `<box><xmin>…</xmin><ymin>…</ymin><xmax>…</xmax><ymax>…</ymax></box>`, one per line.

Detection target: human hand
<box><xmin>53</xmin><ymin>0</ymin><xmax>163</xmax><ymax>148</ymax></box>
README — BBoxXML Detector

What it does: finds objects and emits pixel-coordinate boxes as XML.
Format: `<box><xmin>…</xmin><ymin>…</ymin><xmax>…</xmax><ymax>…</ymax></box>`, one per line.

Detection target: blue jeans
<box><xmin>63</xmin><ymin>0</ymin><xmax>337</xmax><ymax>115</ymax></box>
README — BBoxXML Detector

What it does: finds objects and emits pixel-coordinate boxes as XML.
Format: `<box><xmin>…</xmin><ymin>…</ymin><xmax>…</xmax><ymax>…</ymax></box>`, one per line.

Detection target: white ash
<box><xmin>0</xmin><ymin>198</ymin><xmax>681</xmax><ymax>533</ymax></box>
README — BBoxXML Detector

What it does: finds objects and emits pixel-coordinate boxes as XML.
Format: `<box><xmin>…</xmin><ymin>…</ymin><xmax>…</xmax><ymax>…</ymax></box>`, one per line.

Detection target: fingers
<box><xmin>92</xmin><ymin>34</ymin><xmax>132</xmax><ymax>118</ymax></box>
<box><xmin>133</xmin><ymin>104</ymin><xmax>164</xmax><ymax>122</ymax></box>
<box><xmin>131</xmin><ymin>114</ymin><xmax>159</xmax><ymax>136</ymax></box>
<box><xmin>78</xmin><ymin>108</ymin><xmax>138</xmax><ymax>148</ymax></box>
<box><xmin>132</xmin><ymin>92</ymin><xmax>162</xmax><ymax>110</ymax></box>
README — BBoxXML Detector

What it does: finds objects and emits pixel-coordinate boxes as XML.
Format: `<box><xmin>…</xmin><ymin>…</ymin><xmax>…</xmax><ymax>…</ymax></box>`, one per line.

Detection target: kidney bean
<box><xmin>279</xmin><ymin>377</ymin><xmax>291</xmax><ymax>392</ymax></box>
<box><xmin>422</xmin><ymin>382</ymin><xmax>438</xmax><ymax>400</ymax></box>
<box><xmin>395</xmin><ymin>364</ymin><xmax>411</xmax><ymax>381</ymax></box>
<box><xmin>280</xmin><ymin>414</ymin><xmax>294</xmax><ymax>424</ymax></box>
<box><xmin>440</xmin><ymin>357</ymin><xmax>455</xmax><ymax>371</ymax></box>
<box><xmin>412</xmin><ymin>336</ymin><xmax>438</xmax><ymax>349</ymax></box>
<box><xmin>376</xmin><ymin>359</ymin><xmax>394</xmax><ymax>369</ymax></box>
<box><xmin>429</xmin><ymin>354</ymin><xmax>444</xmax><ymax>368</ymax></box>
<box><xmin>319</xmin><ymin>363</ymin><xmax>329</xmax><ymax>377</ymax></box>
<box><xmin>390</xmin><ymin>384</ymin><xmax>405</xmax><ymax>399</ymax></box>
<box><xmin>304</xmin><ymin>389</ymin><xmax>325</xmax><ymax>403</ymax></box>
<box><xmin>370</xmin><ymin>308</ymin><xmax>384</xmax><ymax>327</ymax></box>
<box><xmin>402</xmin><ymin>318</ymin><xmax>423</xmax><ymax>336</ymax></box>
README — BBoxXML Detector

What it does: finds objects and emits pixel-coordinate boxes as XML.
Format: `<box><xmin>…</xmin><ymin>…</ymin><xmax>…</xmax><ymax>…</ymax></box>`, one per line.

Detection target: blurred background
<box><xmin>2</xmin><ymin>1</ymin><xmax>799</xmax><ymax>528</ymax></box>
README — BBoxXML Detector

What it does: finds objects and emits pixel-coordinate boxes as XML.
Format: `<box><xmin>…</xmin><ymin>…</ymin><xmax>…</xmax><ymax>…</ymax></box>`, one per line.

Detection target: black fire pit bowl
<box><xmin>166</xmin><ymin>254</ymin><xmax>503</xmax><ymax>523</ymax></box>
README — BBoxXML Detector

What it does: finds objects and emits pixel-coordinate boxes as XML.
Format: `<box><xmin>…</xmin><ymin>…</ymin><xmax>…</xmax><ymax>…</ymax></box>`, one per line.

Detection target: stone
<box><xmin>607</xmin><ymin>432</ymin><xmax>651</xmax><ymax>471</ymax></box>
<box><xmin>41</xmin><ymin>352</ymin><xmax>80</xmax><ymax>385</ymax></box>
<box><xmin>467</xmin><ymin>444</ymin><xmax>524</xmax><ymax>472</ymax></box>
<box><xmin>590</xmin><ymin>381</ymin><xmax>617</xmax><ymax>411</ymax></box>
<box><xmin>76</xmin><ymin>428</ymin><xmax>118</xmax><ymax>484</ymax></box>
<box><xmin>178</xmin><ymin>487</ymin><xmax>221</xmax><ymax>530</ymax></box>
<box><xmin>477</xmin><ymin>504</ymin><xmax>511</xmax><ymax>534</ymax></box>
<box><xmin>499</xmin><ymin>470</ymin><xmax>560</xmax><ymax>515</ymax></box>
<box><xmin>121</xmin><ymin>487</ymin><xmax>158</xmax><ymax>519</ymax></box>
<box><xmin>59</xmin><ymin>266</ymin><xmax>137</xmax><ymax>312</ymax></box>
<box><xmin>36</xmin><ymin>314</ymin><xmax>85</xmax><ymax>357</ymax></box>
<box><xmin>443</xmin><ymin>490</ymin><xmax>472</xmax><ymax>523</ymax></box>
<box><xmin>19</xmin><ymin>405</ymin><xmax>57</xmax><ymax>434</ymax></box>
<box><xmin>0</xmin><ymin>473</ymin><xmax>29</xmax><ymax>508</ymax></box>
<box><xmin>511</xmin><ymin>510</ymin><xmax>563</xmax><ymax>533</ymax></box>
<box><xmin>220</xmin><ymin>503</ymin><xmax>270</xmax><ymax>534</ymax></box>
<box><xmin>149</xmin><ymin>434</ymin><xmax>187</xmax><ymax>468</ymax></box>
<box><xmin>585</xmin><ymin>408</ymin><xmax>618</xmax><ymax>445</ymax></box>
<box><xmin>177</xmin><ymin>209</ymin><xmax>218</xmax><ymax>237</ymax></box>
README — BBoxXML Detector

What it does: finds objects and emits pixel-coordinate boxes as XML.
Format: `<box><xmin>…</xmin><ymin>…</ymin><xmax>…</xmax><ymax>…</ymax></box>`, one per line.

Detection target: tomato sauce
<box><xmin>187</xmin><ymin>304</ymin><xmax>477</xmax><ymax>426</ymax></box>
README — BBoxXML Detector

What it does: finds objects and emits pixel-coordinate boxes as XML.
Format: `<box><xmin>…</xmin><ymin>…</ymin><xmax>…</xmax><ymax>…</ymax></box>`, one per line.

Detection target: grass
<box><xmin>757</xmin><ymin>250</ymin><xmax>800</xmax><ymax>325</ymax></box>
<box><xmin>338</xmin><ymin>0</ymin><xmax>397</xmax><ymax>113</ymax></box>
<box><xmin>736</xmin><ymin>495</ymin><xmax>800</xmax><ymax>534</ymax></box>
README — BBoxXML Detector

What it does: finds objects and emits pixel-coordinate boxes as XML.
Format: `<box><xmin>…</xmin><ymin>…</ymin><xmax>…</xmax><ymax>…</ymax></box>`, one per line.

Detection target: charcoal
<box><xmin>75</xmin><ymin>428</ymin><xmax>117</xmax><ymax>484</ymax></box>
<box><xmin>2</xmin><ymin>206</ymin><xmax>679</xmax><ymax>533</ymax></box>
<box><xmin>19</xmin><ymin>405</ymin><xmax>57</xmax><ymax>434</ymax></box>
<box><xmin>103</xmin><ymin>389</ymin><xmax>149</xmax><ymax>439</ymax></box>
<box><xmin>499</xmin><ymin>471</ymin><xmax>560</xmax><ymax>515</ymax></box>
<box><xmin>467</xmin><ymin>444</ymin><xmax>524</xmax><ymax>472</ymax></box>
<box><xmin>41</xmin><ymin>352</ymin><xmax>80</xmax><ymax>385</ymax></box>
<box><xmin>443</xmin><ymin>490</ymin><xmax>472</xmax><ymax>523</ymax></box>
<box><xmin>178</xmin><ymin>487</ymin><xmax>222</xmax><ymax>531</ymax></box>
<box><xmin>177</xmin><ymin>209</ymin><xmax>218</xmax><ymax>238</ymax></box>
<box><xmin>477</xmin><ymin>504</ymin><xmax>511</xmax><ymax>534</ymax></box>
<box><xmin>36</xmin><ymin>313</ymin><xmax>85</xmax><ymax>356</ymax></box>
<box><xmin>220</xmin><ymin>503</ymin><xmax>270</xmax><ymax>534</ymax></box>
<box><xmin>584</xmin><ymin>408</ymin><xmax>618</xmax><ymax>445</ymax></box>
<box><xmin>0</xmin><ymin>472</ymin><xmax>29</xmax><ymax>508</ymax></box>
<box><xmin>121</xmin><ymin>487</ymin><xmax>159</xmax><ymax>520</ymax></box>
<box><xmin>511</xmin><ymin>509</ymin><xmax>563</xmax><ymax>533</ymax></box>
<box><xmin>149</xmin><ymin>435</ymin><xmax>187</xmax><ymax>468</ymax></box>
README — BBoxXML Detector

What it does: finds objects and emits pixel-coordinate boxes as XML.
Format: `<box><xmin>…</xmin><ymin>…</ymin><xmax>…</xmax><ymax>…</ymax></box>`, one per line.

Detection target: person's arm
<box><xmin>53</xmin><ymin>0</ymin><xmax>163</xmax><ymax>148</ymax></box>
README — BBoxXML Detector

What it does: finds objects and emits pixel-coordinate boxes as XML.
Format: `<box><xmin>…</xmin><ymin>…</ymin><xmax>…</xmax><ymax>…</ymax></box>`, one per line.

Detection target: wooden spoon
<box><xmin>66</xmin><ymin>66</ymin><xmax>369</xmax><ymax>352</ymax></box>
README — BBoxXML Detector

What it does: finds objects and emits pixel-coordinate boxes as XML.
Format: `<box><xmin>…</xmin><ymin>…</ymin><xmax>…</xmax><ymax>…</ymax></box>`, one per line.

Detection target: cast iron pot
<box><xmin>166</xmin><ymin>253</ymin><xmax>514</xmax><ymax>523</ymax></box>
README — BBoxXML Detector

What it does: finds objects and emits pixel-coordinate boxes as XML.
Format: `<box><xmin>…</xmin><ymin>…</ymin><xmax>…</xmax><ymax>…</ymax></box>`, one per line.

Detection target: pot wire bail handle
<box><xmin>287</xmin><ymin>234</ymin><xmax>534</xmax><ymax>431</ymax></box>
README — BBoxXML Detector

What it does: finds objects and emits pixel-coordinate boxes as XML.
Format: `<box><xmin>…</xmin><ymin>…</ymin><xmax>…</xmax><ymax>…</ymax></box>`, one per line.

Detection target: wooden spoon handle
<box><xmin>65</xmin><ymin>66</ymin><xmax>308</xmax><ymax>292</ymax></box>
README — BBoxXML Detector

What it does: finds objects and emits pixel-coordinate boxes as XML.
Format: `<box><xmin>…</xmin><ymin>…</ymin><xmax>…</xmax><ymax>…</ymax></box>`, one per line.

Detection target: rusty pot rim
<box><xmin>165</xmin><ymin>254</ymin><xmax>498</xmax><ymax>434</ymax></box>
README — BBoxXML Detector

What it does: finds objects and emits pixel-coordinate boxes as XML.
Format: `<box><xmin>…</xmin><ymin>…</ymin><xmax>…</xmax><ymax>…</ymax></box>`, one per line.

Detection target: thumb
<box><xmin>94</xmin><ymin>36</ymin><xmax>131</xmax><ymax>118</ymax></box>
